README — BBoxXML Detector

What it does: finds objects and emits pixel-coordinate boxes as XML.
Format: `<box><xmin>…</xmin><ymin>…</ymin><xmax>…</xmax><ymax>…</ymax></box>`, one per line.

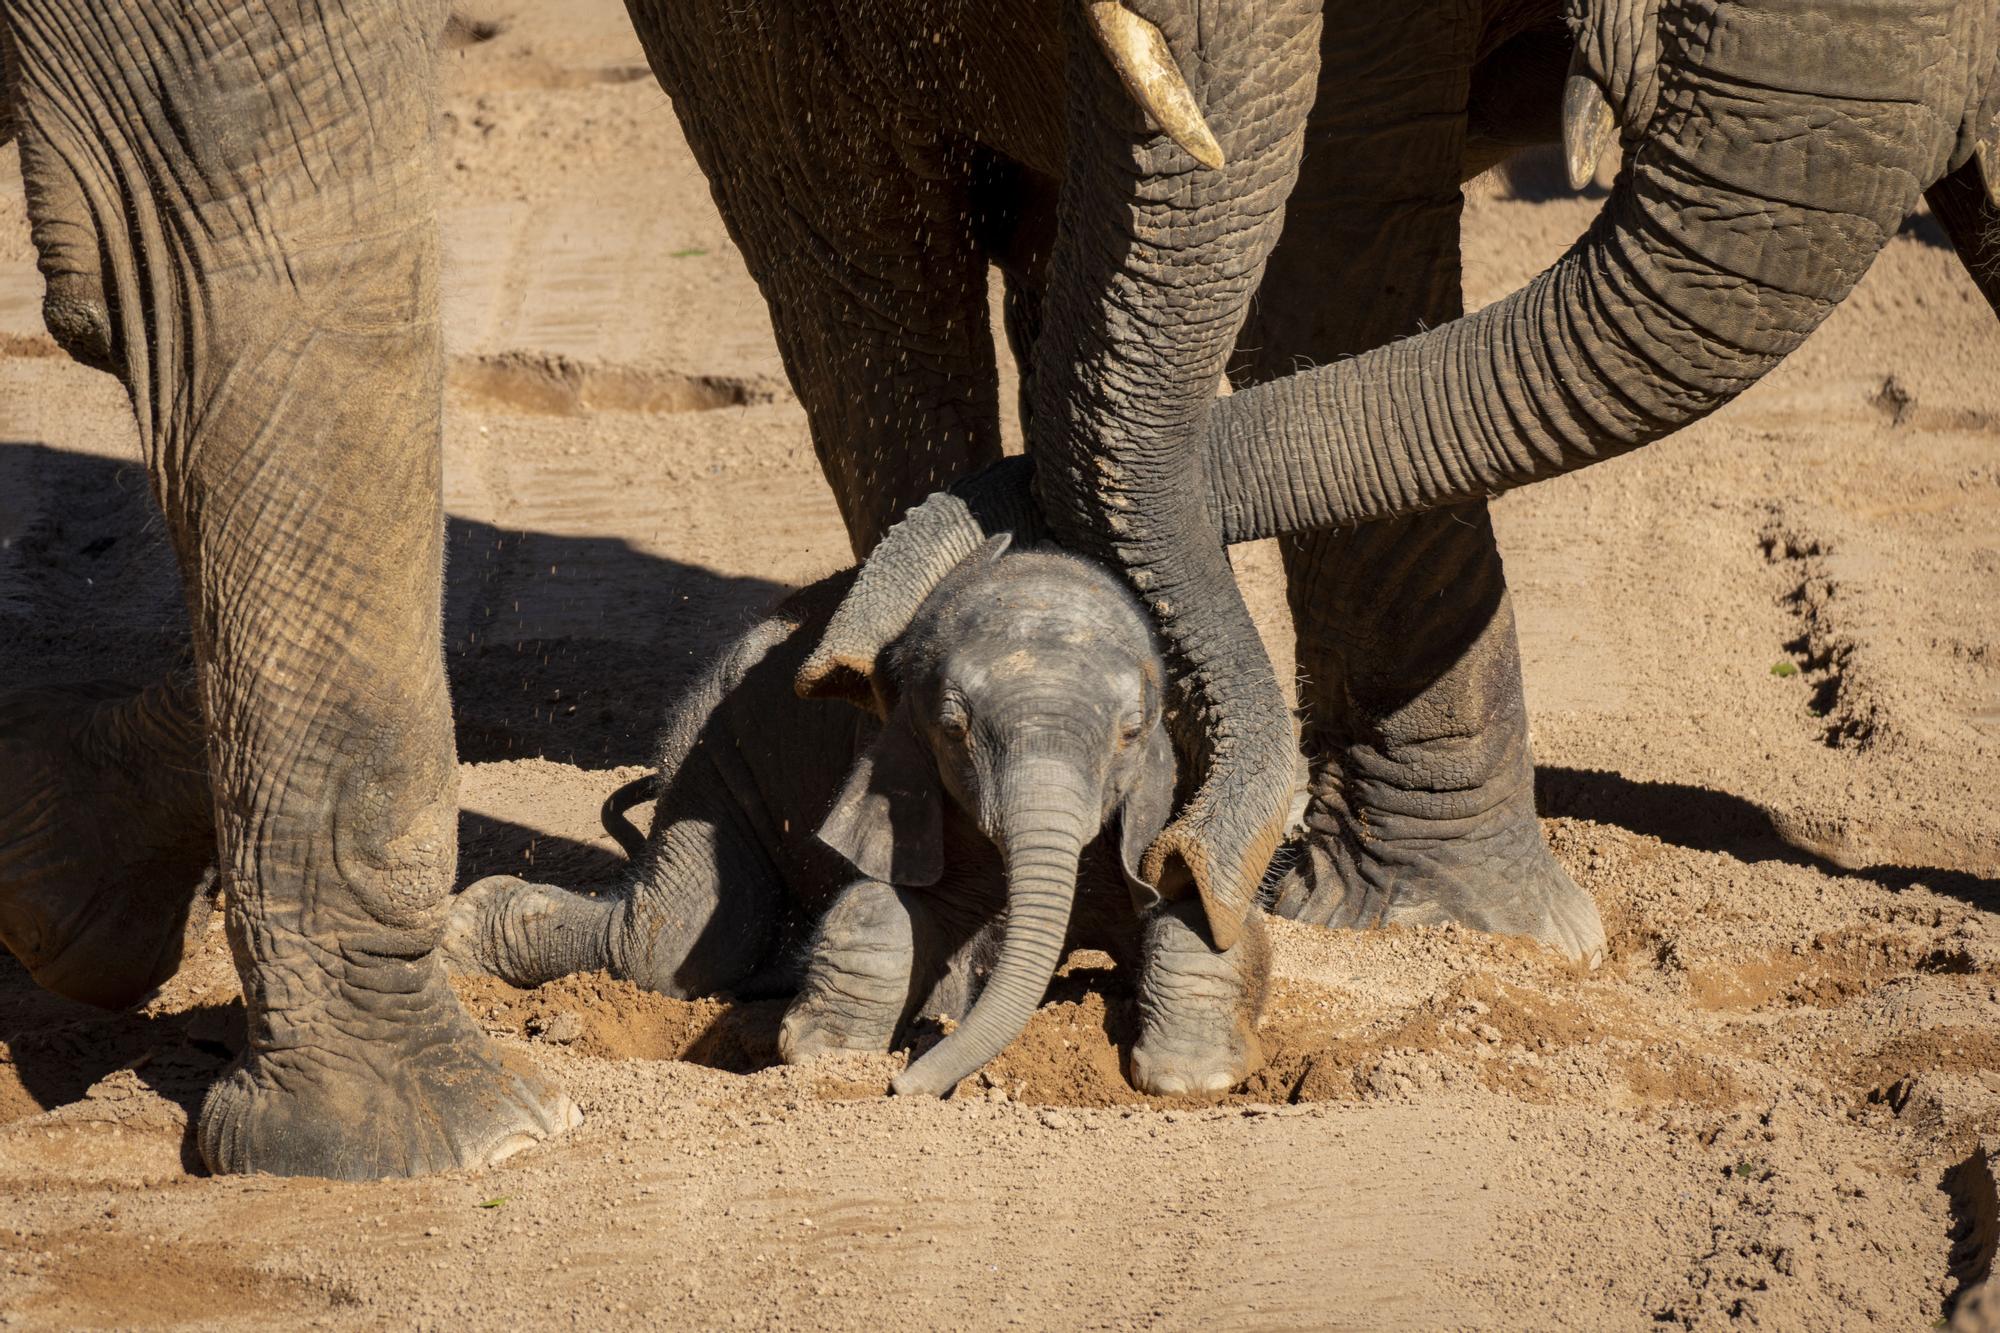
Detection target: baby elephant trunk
<box><xmin>891</xmin><ymin>757</ymin><xmax>1095</xmax><ymax>1097</ymax></box>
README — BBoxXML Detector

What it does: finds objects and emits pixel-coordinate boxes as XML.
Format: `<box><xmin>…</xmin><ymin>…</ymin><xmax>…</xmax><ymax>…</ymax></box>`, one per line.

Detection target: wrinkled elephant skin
<box><xmin>447</xmin><ymin>540</ymin><xmax>1269</xmax><ymax>1098</ymax></box>
<box><xmin>0</xmin><ymin>2</ymin><xmax>575</xmax><ymax>1178</ymax></box>
<box><xmin>624</xmin><ymin>0</ymin><xmax>1616</xmax><ymax>964</ymax></box>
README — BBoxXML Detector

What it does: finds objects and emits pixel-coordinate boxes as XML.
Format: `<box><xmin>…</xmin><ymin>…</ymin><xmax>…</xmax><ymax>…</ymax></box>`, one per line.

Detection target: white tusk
<box><xmin>1084</xmin><ymin>1</ymin><xmax>1226</xmax><ymax>170</ymax></box>
<box><xmin>1978</xmin><ymin>134</ymin><xmax>1999</xmax><ymax>209</ymax></box>
<box><xmin>1562</xmin><ymin>72</ymin><xmax>1620</xmax><ymax>192</ymax></box>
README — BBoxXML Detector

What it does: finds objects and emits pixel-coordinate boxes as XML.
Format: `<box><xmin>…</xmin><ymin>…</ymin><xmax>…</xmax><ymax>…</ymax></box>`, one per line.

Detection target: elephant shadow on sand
<box><xmin>0</xmin><ymin>440</ymin><xmax>1992</xmax><ymax>1159</ymax></box>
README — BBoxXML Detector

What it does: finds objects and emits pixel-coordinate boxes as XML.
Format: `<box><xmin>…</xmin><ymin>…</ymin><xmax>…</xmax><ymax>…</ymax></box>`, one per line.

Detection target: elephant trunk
<box><xmin>1201</xmin><ymin>0</ymin><xmax>1952</xmax><ymax>542</ymax></box>
<box><xmin>891</xmin><ymin>758</ymin><xmax>1095</xmax><ymax>1097</ymax></box>
<box><xmin>1029</xmin><ymin>2</ymin><xmax>1322</xmax><ymax>952</ymax></box>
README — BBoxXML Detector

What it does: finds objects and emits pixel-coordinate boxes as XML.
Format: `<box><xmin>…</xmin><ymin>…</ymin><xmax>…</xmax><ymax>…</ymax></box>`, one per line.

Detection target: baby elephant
<box><xmin>446</xmin><ymin>535</ymin><xmax>1269</xmax><ymax>1096</ymax></box>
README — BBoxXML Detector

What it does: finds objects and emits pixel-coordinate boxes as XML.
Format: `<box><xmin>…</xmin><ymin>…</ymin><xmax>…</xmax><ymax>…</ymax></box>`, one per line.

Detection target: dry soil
<box><xmin>1</xmin><ymin>4</ymin><xmax>1997</xmax><ymax>1329</ymax></box>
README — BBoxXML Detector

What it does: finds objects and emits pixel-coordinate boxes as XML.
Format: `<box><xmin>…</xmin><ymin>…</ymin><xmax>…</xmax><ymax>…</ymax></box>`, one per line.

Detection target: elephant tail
<box><xmin>601</xmin><ymin>775</ymin><xmax>661</xmax><ymax>861</ymax></box>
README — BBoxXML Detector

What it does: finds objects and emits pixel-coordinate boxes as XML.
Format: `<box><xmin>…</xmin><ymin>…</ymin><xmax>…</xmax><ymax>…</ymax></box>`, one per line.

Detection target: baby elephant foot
<box><xmin>0</xmin><ymin>680</ymin><xmax>216</xmax><ymax>1008</ymax></box>
<box><xmin>1272</xmin><ymin>799</ymin><xmax>1606</xmax><ymax>965</ymax></box>
<box><xmin>200</xmin><ymin>971</ymin><xmax>578</xmax><ymax>1179</ymax></box>
<box><xmin>442</xmin><ymin>875</ymin><xmax>617</xmax><ymax>987</ymax></box>
<box><xmin>1129</xmin><ymin>898</ymin><xmax>1270</xmax><ymax>1097</ymax></box>
<box><xmin>778</xmin><ymin>880</ymin><xmax>915</xmax><ymax>1064</ymax></box>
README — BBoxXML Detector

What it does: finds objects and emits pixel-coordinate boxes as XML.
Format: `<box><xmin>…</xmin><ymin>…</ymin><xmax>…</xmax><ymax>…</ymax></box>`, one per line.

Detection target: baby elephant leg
<box><xmin>444</xmin><ymin>752</ymin><xmax>785</xmax><ymax>997</ymax></box>
<box><xmin>443</xmin><ymin>877</ymin><xmax>616</xmax><ymax>988</ymax></box>
<box><xmin>779</xmin><ymin>880</ymin><xmax>918</xmax><ymax>1063</ymax></box>
<box><xmin>1129</xmin><ymin>899</ymin><xmax>1270</xmax><ymax>1096</ymax></box>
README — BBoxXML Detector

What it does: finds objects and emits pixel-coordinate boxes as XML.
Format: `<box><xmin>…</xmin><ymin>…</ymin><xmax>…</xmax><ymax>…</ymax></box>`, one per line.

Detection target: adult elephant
<box><xmin>809</xmin><ymin>0</ymin><xmax>1999</xmax><ymax>975</ymax></box>
<box><xmin>0</xmin><ymin>2</ymin><xmax>576</xmax><ymax>1176</ymax></box>
<box><xmin>630</xmin><ymin>0</ymin><xmax>1609</xmax><ymax>970</ymax></box>
<box><xmin>0</xmin><ymin>0</ymin><xmax>1572</xmax><ymax>1180</ymax></box>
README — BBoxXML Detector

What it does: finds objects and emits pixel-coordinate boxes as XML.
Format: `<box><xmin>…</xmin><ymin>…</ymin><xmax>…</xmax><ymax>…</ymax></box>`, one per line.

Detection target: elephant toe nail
<box><xmin>482</xmin><ymin>1131</ymin><xmax>546</xmax><ymax>1167</ymax></box>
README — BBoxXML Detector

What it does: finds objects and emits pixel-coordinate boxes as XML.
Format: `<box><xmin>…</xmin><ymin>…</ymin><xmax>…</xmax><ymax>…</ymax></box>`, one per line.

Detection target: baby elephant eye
<box><xmin>938</xmin><ymin>697</ymin><xmax>971</xmax><ymax>741</ymax></box>
<box><xmin>1118</xmin><ymin>711</ymin><xmax>1146</xmax><ymax>746</ymax></box>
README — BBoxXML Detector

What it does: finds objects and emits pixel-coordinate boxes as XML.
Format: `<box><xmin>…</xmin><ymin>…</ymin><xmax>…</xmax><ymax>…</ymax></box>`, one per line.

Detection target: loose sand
<box><xmin>1</xmin><ymin>4</ymin><xmax>1997</xmax><ymax>1327</ymax></box>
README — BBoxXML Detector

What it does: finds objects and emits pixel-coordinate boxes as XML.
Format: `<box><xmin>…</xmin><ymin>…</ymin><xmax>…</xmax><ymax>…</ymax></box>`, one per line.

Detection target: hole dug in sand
<box><xmin>451</xmin><ymin>947</ymin><xmax>1750</xmax><ymax>1114</ymax></box>
<box><xmin>448</xmin><ymin>352</ymin><xmax>779</xmax><ymax>417</ymax></box>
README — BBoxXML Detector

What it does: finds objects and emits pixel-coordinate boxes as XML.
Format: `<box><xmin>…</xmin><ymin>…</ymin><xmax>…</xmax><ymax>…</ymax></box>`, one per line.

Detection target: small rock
<box><xmin>1038</xmin><ymin>1108</ymin><xmax>1073</xmax><ymax>1131</ymax></box>
<box><xmin>529</xmin><ymin>1012</ymin><xmax>584</xmax><ymax>1045</ymax></box>
<box><xmin>1872</xmin><ymin>373</ymin><xmax>1916</xmax><ymax>426</ymax></box>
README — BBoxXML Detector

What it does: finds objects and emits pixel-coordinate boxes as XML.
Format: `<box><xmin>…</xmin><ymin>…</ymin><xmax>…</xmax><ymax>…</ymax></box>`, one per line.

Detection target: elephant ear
<box><xmin>797</xmin><ymin>464</ymin><xmax>1038</xmax><ymax>714</ymax></box>
<box><xmin>1116</xmin><ymin>722</ymin><xmax>1179</xmax><ymax>914</ymax></box>
<box><xmin>817</xmin><ymin>706</ymin><xmax>945</xmax><ymax>888</ymax></box>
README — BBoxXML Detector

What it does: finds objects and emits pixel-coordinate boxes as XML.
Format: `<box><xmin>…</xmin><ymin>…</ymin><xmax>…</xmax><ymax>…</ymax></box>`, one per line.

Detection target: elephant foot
<box><xmin>1129</xmin><ymin>898</ymin><xmax>1268</xmax><ymax>1096</ymax></box>
<box><xmin>778</xmin><ymin>1000</ymin><xmax>901</xmax><ymax>1065</ymax></box>
<box><xmin>1130</xmin><ymin>1021</ymin><xmax>1264</xmax><ymax>1097</ymax></box>
<box><xmin>198</xmin><ymin>981</ymin><xmax>578</xmax><ymax>1179</ymax></box>
<box><xmin>1270</xmin><ymin>796</ymin><xmax>1606</xmax><ymax>965</ymax></box>
<box><xmin>442</xmin><ymin>874</ymin><xmax>617</xmax><ymax>988</ymax></box>
<box><xmin>778</xmin><ymin>880</ymin><xmax>915</xmax><ymax>1064</ymax></box>
<box><xmin>0</xmin><ymin>680</ymin><xmax>216</xmax><ymax>1008</ymax></box>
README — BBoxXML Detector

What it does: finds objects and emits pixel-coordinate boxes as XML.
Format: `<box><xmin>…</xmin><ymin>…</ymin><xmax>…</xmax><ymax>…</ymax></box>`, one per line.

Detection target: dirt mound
<box><xmin>454</xmin><ymin>971</ymin><xmax>784</xmax><ymax>1070</ymax></box>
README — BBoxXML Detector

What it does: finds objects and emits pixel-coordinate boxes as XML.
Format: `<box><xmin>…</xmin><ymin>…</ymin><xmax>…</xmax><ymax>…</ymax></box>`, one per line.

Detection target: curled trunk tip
<box><xmin>1140</xmin><ymin>801</ymin><xmax>1284</xmax><ymax>953</ymax></box>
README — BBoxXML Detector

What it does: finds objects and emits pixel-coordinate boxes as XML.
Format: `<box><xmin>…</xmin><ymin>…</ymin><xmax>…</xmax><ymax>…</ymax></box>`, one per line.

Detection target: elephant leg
<box><xmin>1272</xmin><ymin>513</ymin><xmax>1604</xmax><ymax>961</ymax></box>
<box><xmin>445</xmin><ymin>748</ymin><xmax>788</xmax><ymax>997</ymax></box>
<box><xmin>443</xmin><ymin>876</ymin><xmax>618</xmax><ymax>989</ymax></box>
<box><xmin>0</xmin><ymin>676</ymin><xmax>215</xmax><ymax>1008</ymax></box>
<box><xmin>778</xmin><ymin>879</ymin><xmax>919</xmax><ymax>1063</ymax></box>
<box><xmin>1128</xmin><ymin>896</ymin><xmax>1269</xmax><ymax>1096</ymax></box>
<box><xmin>628</xmin><ymin>4</ymin><xmax>1003</xmax><ymax>553</ymax></box>
<box><xmin>4</xmin><ymin>0</ymin><xmax>574</xmax><ymax>1176</ymax></box>
<box><xmin>1231</xmin><ymin>0</ymin><xmax>1604</xmax><ymax>963</ymax></box>
<box><xmin>188</xmin><ymin>396</ymin><xmax>580</xmax><ymax>1179</ymax></box>
<box><xmin>733</xmin><ymin>169</ymin><xmax>1001</xmax><ymax>555</ymax></box>
<box><xmin>616</xmin><ymin>794</ymin><xmax>787</xmax><ymax>999</ymax></box>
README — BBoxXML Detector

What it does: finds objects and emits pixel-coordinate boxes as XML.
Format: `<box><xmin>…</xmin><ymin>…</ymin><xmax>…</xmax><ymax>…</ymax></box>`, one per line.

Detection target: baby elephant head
<box><xmin>801</xmin><ymin>536</ymin><xmax>1177</xmax><ymax>1096</ymax></box>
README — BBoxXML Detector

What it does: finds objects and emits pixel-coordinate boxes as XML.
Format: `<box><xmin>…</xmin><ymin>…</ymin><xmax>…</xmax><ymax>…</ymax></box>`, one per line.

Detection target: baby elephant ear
<box><xmin>817</xmin><ymin>708</ymin><xmax>945</xmax><ymax>888</ymax></box>
<box><xmin>796</xmin><ymin>484</ymin><xmax>1019</xmax><ymax>714</ymax></box>
<box><xmin>1116</xmin><ymin>724</ymin><xmax>1180</xmax><ymax>913</ymax></box>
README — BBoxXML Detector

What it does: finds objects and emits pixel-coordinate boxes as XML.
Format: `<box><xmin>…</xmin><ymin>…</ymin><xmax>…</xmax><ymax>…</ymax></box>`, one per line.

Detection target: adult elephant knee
<box><xmin>0</xmin><ymin>1</ymin><xmax>574</xmax><ymax>1177</ymax></box>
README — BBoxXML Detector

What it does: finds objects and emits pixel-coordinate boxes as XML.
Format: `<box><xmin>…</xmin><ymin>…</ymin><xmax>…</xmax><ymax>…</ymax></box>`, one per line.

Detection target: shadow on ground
<box><xmin>0</xmin><ymin>438</ymin><xmax>787</xmax><ymax>1137</ymax></box>
<box><xmin>0</xmin><ymin>440</ymin><xmax>787</xmax><ymax>768</ymax></box>
<box><xmin>1538</xmin><ymin>765</ymin><xmax>2000</xmax><ymax>911</ymax></box>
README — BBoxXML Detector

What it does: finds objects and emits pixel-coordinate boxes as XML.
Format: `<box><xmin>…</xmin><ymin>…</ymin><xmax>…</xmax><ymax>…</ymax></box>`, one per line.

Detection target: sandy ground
<box><xmin>2</xmin><ymin>4</ymin><xmax>1999</xmax><ymax>1328</ymax></box>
